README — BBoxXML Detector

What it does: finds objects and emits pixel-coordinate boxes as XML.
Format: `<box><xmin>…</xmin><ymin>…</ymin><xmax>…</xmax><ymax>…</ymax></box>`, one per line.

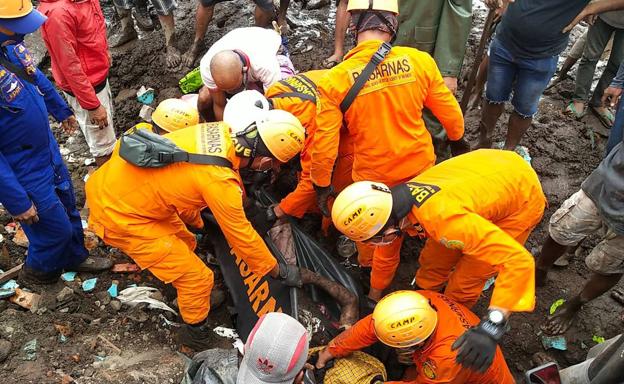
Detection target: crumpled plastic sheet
<box><xmin>213</xmin><ymin>326</ymin><xmax>239</xmax><ymax>340</ymax></box>
<box><xmin>82</xmin><ymin>278</ymin><xmax>97</xmax><ymax>292</ymax></box>
<box><xmin>493</xmin><ymin>142</ymin><xmax>532</xmax><ymax>164</ymax></box>
<box><xmin>541</xmin><ymin>335</ymin><xmax>567</xmax><ymax>351</ymax></box>
<box><xmin>0</xmin><ymin>279</ymin><xmax>18</xmax><ymax>298</ymax></box>
<box><xmin>299</xmin><ymin>309</ymin><xmax>322</xmax><ymax>336</ymax></box>
<box><xmin>117</xmin><ymin>286</ymin><xmax>177</xmax><ymax>315</ymax></box>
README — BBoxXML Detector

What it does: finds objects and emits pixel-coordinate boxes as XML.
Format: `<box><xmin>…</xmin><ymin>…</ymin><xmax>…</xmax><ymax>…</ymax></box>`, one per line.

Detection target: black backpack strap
<box><xmin>158</xmin><ymin>151</ymin><xmax>233</xmax><ymax>168</ymax></box>
<box><xmin>273</xmin><ymin>74</ymin><xmax>318</xmax><ymax>103</ymax></box>
<box><xmin>340</xmin><ymin>42</ymin><xmax>392</xmax><ymax>113</ymax></box>
<box><xmin>0</xmin><ymin>54</ymin><xmax>36</xmax><ymax>85</ymax></box>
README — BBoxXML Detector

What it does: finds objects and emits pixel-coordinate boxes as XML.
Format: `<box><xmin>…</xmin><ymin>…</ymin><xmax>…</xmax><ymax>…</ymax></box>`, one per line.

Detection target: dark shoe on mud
<box><xmin>18</xmin><ymin>265</ymin><xmax>60</xmax><ymax>288</ymax></box>
<box><xmin>132</xmin><ymin>7</ymin><xmax>154</xmax><ymax>31</ymax></box>
<box><xmin>109</xmin><ymin>27</ymin><xmax>138</xmax><ymax>48</ymax></box>
<box><xmin>178</xmin><ymin>321</ymin><xmax>214</xmax><ymax>351</ymax></box>
<box><xmin>73</xmin><ymin>256</ymin><xmax>113</xmax><ymax>273</ymax></box>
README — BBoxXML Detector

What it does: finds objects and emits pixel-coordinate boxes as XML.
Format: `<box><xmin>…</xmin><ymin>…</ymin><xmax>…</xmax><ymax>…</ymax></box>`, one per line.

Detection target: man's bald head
<box><xmin>210</xmin><ymin>50</ymin><xmax>245</xmax><ymax>92</ymax></box>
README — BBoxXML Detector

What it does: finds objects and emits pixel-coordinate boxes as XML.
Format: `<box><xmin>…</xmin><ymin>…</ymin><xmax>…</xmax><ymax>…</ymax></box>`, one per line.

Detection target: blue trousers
<box><xmin>21</xmin><ymin>168</ymin><xmax>88</xmax><ymax>274</ymax></box>
<box><xmin>606</xmin><ymin>99</ymin><xmax>624</xmax><ymax>157</ymax></box>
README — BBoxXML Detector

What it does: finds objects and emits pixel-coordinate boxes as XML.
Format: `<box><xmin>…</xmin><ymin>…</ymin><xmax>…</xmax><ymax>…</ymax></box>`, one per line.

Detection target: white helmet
<box><xmin>224</xmin><ymin>90</ymin><xmax>271</xmax><ymax>133</ymax></box>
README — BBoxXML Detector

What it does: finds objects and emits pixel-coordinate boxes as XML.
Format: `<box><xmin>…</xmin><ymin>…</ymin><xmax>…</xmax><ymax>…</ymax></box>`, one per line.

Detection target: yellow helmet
<box><xmin>372</xmin><ymin>291</ymin><xmax>438</xmax><ymax>348</ymax></box>
<box><xmin>152</xmin><ymin>99</ymin><xmax>200</xmax><ymax>133</ymax></box>
<box><xmin>0</xmin><ymin>0</ymin><xmax>47</xmax><ymax>34</ymax></box>
<box><xmin>0</xmin><ymin>0</ymin><xmax>33</xmax><ymax>18</ymax></box>
<box><xmin>255</xmin><ymin>109</ymin><xmax>304</xmax><ymax>163</ymax></box>
<box><xmin>347</xmin><ymin>0</ymin><xmax>399</xmax><ymax>14</ymax></box>
<box><xmin>331</xmin><ymin>181</ymin><xmax>393</xmax><ymax>242</ymax></box>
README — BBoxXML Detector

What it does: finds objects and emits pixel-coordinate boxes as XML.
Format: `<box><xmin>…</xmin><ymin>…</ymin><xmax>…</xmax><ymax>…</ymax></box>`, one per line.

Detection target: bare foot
<box><xmin>181</xmin><ymin>41</ymin><xmax>201</xmax><ymax>68</ymax></box>
<box><xmin>611</xmin><ymin>288</ymin><xmax>624</xmax><ymax>305</ymax></box>
<box><xmin>322</xmin><ymin>52</ymin><xmax>343</xmax><ymax>69</ymax></box>
<box><xmin>166</xmin><ymin>45</ymin><xmax>181</xmax><ymax>69</ymax></box>
<box><xmin>541</xmin><ymin>297</ymin><xmax>582</xmax><ymax>335</ymax></box>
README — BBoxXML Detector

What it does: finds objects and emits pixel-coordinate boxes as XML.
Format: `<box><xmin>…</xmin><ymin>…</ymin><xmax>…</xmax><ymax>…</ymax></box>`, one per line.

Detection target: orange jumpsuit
<box><xmin>86</xmin><ymin>123</ymin><xmax>277</xmax><ymax>324</ymax></box>
<box><xmin>310</xmin><ymin>39</ymin><xmax>465</xmax><ymax>188</ymax></box>
<box><xmin>372</xmin><ymin>149</ymin><xmax>546</xmax><ymax>312</ymax></box>
<box><xmin>327</xmin><ymin>290</ymin><xmax>515</xmax><ymax>384</ymax></box>
<box><xmin>266</xmin><ymin>70</ymin><xmax>355</xmax><ymax>219</ymax></box>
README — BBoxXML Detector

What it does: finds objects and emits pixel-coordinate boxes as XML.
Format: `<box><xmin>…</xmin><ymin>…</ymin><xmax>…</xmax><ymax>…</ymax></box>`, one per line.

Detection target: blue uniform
<box><xmin>0</xmin><ymin>42</ymin><xmax>88</xmax><ymax>274</ymax></box>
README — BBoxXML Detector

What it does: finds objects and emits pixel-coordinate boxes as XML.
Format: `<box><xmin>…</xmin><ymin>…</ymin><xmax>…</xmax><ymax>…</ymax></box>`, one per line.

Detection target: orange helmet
<box><xmin>372</xmin><ymin>291</ymin><xmax>438</xmax><ymax>348</ymax></box>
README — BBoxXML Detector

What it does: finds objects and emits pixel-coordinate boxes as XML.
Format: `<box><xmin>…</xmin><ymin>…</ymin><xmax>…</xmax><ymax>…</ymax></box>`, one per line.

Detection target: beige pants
<box><xmin>64</xmin><ymin>81</ymin><xmax>116</xmax><ymax>158</ymax></box>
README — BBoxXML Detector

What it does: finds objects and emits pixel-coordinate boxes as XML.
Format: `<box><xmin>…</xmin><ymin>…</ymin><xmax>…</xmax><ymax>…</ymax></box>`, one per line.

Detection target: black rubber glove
<box><xmin>313</xmin><ymin>184</ymin><xmax>334</xmax><ymax>217</ymax></box>
<box><xmin>449</xmin><ymin>137</ymin><xmax>471</xmax><ymax>157</ymax></box>
<box><xmin>265</xmin><ymin>204</ymin><xmax>278</xmax><ymax>223</ymax></box>
<box><xmin>277</xmin><ymin>263</ymin><xmax>302</xmax><ymax>288</ymax></box>
<box><xmin>451</xmin><ymin>317</ymin><xmax>506</xmax><ymax>373</ymax></box>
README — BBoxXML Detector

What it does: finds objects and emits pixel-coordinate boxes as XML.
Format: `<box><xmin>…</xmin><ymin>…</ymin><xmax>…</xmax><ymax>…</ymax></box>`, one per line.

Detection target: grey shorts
<box><xmin>113</xmin><ymin>0</ymin><xmax>177</xmax><ymax>16</ymax></box>
<box><xmin>549</xmin><ymin>190</ymin><xmax>624</xmax><ymax>275</ymax></box>
<box><xmin>199</xmin><ymin>0</ymin><xmax>275</xmax><ymax>12</ymax></box>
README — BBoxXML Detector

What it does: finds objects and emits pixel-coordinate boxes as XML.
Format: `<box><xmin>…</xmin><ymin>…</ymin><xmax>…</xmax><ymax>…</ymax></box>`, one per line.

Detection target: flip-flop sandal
<box><xmin>564</xmin><ymin>101</ymin><xmax>585</xmax><ymax>120</ymax></box>
<box><xmin>322</xmin><ymin>58</ymin><xmax>340</xmax><ymax>69</ymax></box>
<box><xmin>590</xmin><ymin>105</ymin><xmax>615</xmax><ymax>128</ymax></box>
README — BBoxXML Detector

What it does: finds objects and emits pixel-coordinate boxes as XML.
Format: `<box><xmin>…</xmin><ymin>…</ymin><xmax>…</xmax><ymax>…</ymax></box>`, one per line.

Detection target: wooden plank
<box><xmin>0</xmin><ymin>263</ymin><xmax>23</xmax><ymax>285</ymax></box>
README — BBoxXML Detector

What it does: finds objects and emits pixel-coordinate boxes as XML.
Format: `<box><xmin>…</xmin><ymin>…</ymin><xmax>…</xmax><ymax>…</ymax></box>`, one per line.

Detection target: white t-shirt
<box><xmin>199</xmin><ymin>27</ymin><xmax>283</xmax><ymax>91</ymax></box>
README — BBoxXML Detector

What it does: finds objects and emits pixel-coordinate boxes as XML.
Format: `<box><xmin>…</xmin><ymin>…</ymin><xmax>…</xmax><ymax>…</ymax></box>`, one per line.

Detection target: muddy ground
<box><xmin>0</xmin><ymin>1</ymin><xmax>622</xmax><ymax>383</ymax></box>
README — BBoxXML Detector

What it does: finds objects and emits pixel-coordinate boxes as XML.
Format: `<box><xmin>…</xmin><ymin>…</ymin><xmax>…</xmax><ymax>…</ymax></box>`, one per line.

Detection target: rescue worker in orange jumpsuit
<box><xmin>331</xmin><ymin>149</ymin><xmax>546</xmax><ymax>373</ymax></box>
<box><xmin>315</xmin><ymin>290</ymin><xmax>515</xmax><ymax>383</ymax></box>
<box><xmin>310</xmin><ymin>0</ymin><xmax>469</xmax><ymax>219</ymax></box>
<box><xmin>86</xmin><ymin>100</ymin><xmax>305</xmax><ymax>350</ymax></box>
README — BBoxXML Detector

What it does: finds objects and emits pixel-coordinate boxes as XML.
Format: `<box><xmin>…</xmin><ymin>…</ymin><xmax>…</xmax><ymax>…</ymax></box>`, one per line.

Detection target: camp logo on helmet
<box><xmin>256</xmin><ymin>357</ymin><xmax>275</xmax><ymax>374</ymax></box>
<box><xmin>390</xmin><ymin>316</ymin><xmax>416</xmax><ymax>329</ymax></box>
<box><xmin>287</xmin><ymin>129</ymin><xmax>303</xmax><ymax>145</ymax></box>
<box><xmin>343</xmin><ymin>206</ymin><xmax>364</xmax><ymax>226</ymax></box>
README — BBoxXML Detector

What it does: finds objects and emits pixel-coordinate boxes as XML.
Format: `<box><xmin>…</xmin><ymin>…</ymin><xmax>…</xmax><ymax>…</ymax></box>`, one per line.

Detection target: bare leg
<box><xmin>543</xmin><ymin>273</ymin><xmax>623</xmax><ymax>335</ymax></box>
<box><xmin>556</xmin><ymin>57</ymin><xmax>579</xmax><ymax>81</ymax></box>
<box><xmin>277</xmin><ymin>0</ymin><xmax>290</xmax><ymax>33</ymax></box>
<box><xmin>503</xmin><ymin>111</ymin><xmax>532</xmax><ymax>150</ymax></box>
<box><xmin>182</xmin><ymin>4</ymin><xmax>214</xmax><ymax>67</ymax></box>
<box><xmin>476</xmin><ymin>100</ymin><xmax>505</xmax><ymax>149</ymax></box>
<box><xmin>324</xmin><ymin>0</ymin><xmax>349</xmax><ymax>67</ymax></box>
<box><xmin>198</xmin><ymin>86</ymin><xmax>215</xmax><ymax>122</ymax></box>
<box><xmin>159</xmin><ymin>14</ymin><xmax>180</xmax><ymax>68</ymax></box>
<box><xmin>254</xmin><ymin>5</ymin><xmax>273</xmax><ymax>27</ymax></box>
<box><xmin>535</xmin><ymin>235</ymin><xmax>568</xmax><ymax>287</ymax></box>
<box><xmin>109</xmin><ymin>7</ymin><xmax>138</xmax><ymax>48</ymax></box>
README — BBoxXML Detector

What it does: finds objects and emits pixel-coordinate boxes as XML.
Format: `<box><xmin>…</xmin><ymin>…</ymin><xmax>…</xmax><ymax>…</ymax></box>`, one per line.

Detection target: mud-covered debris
<box><xmin>0</xmin><ymin>339</ymin><xmax>11</xmax><ymax>362</ymax></box>
<box><xmin>22</xmin><ymin>338</ymin><xmax>38</xmax><ymax>361</ymax></box>
<box><xmin>11</xmin><ymin>226</ymin><xmax>29</xmax><ymax>248</ymax></box>
<box><xmin>117</xmin><ymin>286</ymin><xmax>177</xmax><ymax>314</ymax></box>
<box><xmin>95</xmin><ymin>291</ymin><xmax>111</xmax><ymax>306</ymax></box>
<box><xmin>114</xmin><ymin>88</ymin><xmax>137</xmax><ymax>103</ymax></box>
<box><xmin>83</xmin><ymin>230</ymin><xmax>100</xmax><ymax>251</ymax></box>
<box><xmin>136</xmin><ymin>86</ymin><xmax>155</xmax><ymax>105</ymax></box>
<box><xmin>82</xmin><ymin>278</ymin><xmax>98</xmax><ymax>292</ymax></box>
<box><xmin>109</xmin><ymin>300</ymin><xmax>122</xmax><ymax>312</ymax></box>
<box><xmin>56</xmin><ymin>287</ymin><xmax>75</xmax><ymax>303</ymax></box>
<box><xmin>139</xmin><ymin>104</ymin><xmax>154</xmax><ymax>121</ymax></box>
<box><xmin>4</xmin><ymin>223</ymin><xmax>17</xmax><ymax>234</ymax></box>
<box><xmin>213</xmin><ymin>326</ymin><xmax>239</xmax><ymax>340</ymax></box>
<box><xmin>111</xmin><ymin>263</ymin><xmax>140</xmax><ymax>273</ymax></box>
<box><xmin>10</xmin><ymin>288</ymin><xmax>41</xmax><ymax>312</ymax></box>
<box><xmin>54</xmin><ymin>323</ymin><xmax>73</xmax><ymax>338</ymax></box>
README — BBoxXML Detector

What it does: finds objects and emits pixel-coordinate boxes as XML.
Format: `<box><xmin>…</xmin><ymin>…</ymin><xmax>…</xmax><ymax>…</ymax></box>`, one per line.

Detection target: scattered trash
<box><xmin>111</xmin><ymin>263</ymin><xmax>140</xmax><ymax>273</ymax></box>
<box><xmin>136</xmin><ymin>86</ymin><xmax>155</xmax><ymax>105</ymax></box>
<box><xmin>179</xmin><ymin>67</ymin><xmax>203</xmax><ymax>94</ymax></box>
<box><xmin>0</xmin><ymin>234</ymin><xmax>3</xmax><ymax>243</ymax></box>
<box><xmin>117</xmin><ymin>286</ymin><xmax>177</xmax><ymax>314</ymax></box>
<box><xmin>580</xmin><ymin>341</ymin><xmax>588</xmax><ymax>349</ymax></box>
<box><xmin>83</xmin><ymin>230</ymin><xmax>100</xmax><ymax>251</ymax></box>
<box><xmin>592</xmin><ymin>335</ymin><xmax>605</xmax><ymax>344</ymax></box>
<box><xmin>159</xmin><ymin>314</ymin><xmax>180</xmax><ymax>327</ymax></box>
<box><xmin>10</xmin><ymin>288</ymin><xmax>41</xmax><ymax>311</ymax></box>
<box><xmin>213</xmin><ymin>326</ymin><xmax>239</xmax><ymax>340</ymax></box>
<box><xmin>541</xmin><ymin>335</ymin><xmax>567</xmax><ymax>351</ymax></box>
<box><xmin>139</xmin><ymin>104</ymin><xmax>154</xmax><ymax>122</ymax></box>
<box><xmin>83</xmin><ymin>173</ymin><xmax>90</xmax><ymax>183</ymax></box>
<box><xmin>95</xmin><ymin>291</ymin><xmax>111</xmax><ymax>306</ymax></box>
<box><xmin>81</xmin><ymin>220</ymin><xmax>89</xmax><ymax>229</ymax></box>
<box><xmin>0</xmin><ymin>279</ymin><xmax>18</xmax><ymax>299</ymax></box>
<box><xmin>56</xmin><ymin>286</ymin><xmax>74</xmax><ymax>303</ymax></box>
<box><xmin>11</xmin><ymin>225</ymin><xmax>29</xmax><ymax>248</ymax></box>
<box><xmin>299</xmin><ymin>309</ymin><xmax>322</xmax><ymax>336</ymax></box>
<box><xmin>336</xmin><ymin>235</ymin><xmax>357</xmax><ymax>258</ymax></box>
<box><xmin>61</xmin><ymin>271</ymin><xmax>77</xmax><ymax>282</ymax></box>
<box><xmin>54</xmin><ymin>323</ymin><xmax>73</xmax><ymax>339</ymax></box>
<box><xmin>82</xmin><ymin>278</ymin><xmax>98</xmax><ymax>292</ymax></box>
<box><xmin>107</xmin><ymin>281</ymin><xmax>119</xmax><ymax>298</ymax></box>
<box><xmin>482</xmin><ymin>277</ymin><xmax>496</xmax><ymax>291</ymax></box>
<box><xmin>97</xmin><ymin>335</ymin><xmax>122</xmax><ymax>355</ymax></box>
<box><xmin>493</xmin><ymin>142</ymin><xmax>532</xmax><ymax>164</ymax></box>
<box><xmin>549</xmin><ymin>299</ymin><xmax>566</xmax><ymax>315</ymax></box>
<box><xmin>233</xmin><ymin>338</ymin><xmax>244</xmax><ymax>355</ymax></box>
<box><xmin>22</xmin><ymin>339</ymin><xmax>38</xmax><ymax>361</ymax></box>
<box><xmin>84</xmin><ymin>158</ymin><xmax>96</xmax><ymax>166</ymax></box>
<box><xmin>4</xmin><ymin>223</ymin><xmax>17</xmax><ymax>234</ymax></box>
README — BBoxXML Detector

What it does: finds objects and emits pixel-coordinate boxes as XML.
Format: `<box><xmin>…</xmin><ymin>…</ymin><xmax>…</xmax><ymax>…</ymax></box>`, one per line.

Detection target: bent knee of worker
<box><xmin>27</xmin><ymin>202</ymin><xmax>74</xmax><ymax>246</ymax></box>
<box><xmin>585</xmin><ymin>235</ymin><xmax>624</xmax><ymax>275</ymax></box>
<box><xmin>549</xmin><ymin>190</ymin><xmax>603</xmax><ymax>246</ymax></box>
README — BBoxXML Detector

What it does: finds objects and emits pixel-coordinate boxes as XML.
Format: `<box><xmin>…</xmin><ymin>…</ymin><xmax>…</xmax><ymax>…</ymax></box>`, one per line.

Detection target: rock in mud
<box><xmin>95</xmin><ymin>291</ymin><xmax>111</xmax><ymax>306</ymax></box>
<box><xmin>109</xmin><ymin>300</ymin><xmax>122</xmax><ymax>312</ymax></box>
<box><xmin>56</xmin><ymin>287</ymin><xmax>75</xmax><ymax>303</ymax></box>
<box><xmin>0</xmin><ymin>339</ymin><xmax>10</xmax><ymax>362</ymax></box>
